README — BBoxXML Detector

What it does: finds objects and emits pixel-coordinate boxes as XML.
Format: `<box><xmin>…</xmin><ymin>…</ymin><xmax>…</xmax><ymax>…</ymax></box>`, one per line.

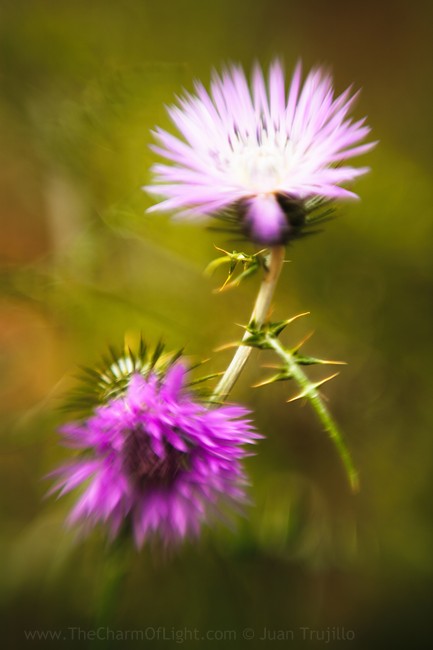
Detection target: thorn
<box><xmin>216</xmin><ymin>273</ymin><xmax>234</xmax><ymax>292</ymax></box>
<box><xmin>288</xmin><ymin>311</ymin><xmax>310</xmax><ymax>323</ymax></box>
<box><xmin>292</xmin><ymin>330</ymin><xmax>315</xmax><ymax>352</ymax></box>
<box><xmin>214</xmin><ymin>342</ymin><xmax>241</xmax><ymax>352</ymax></box>
<box><xmin>261</xmin><ymin>363</ymin><xmax>283</xmax><ymax>369</ymax></box>
<box><xmin>268</xmin><ymin>312</ymin><xmax>310</xmax><ymax>336</ymax></box>
<box><xmin>287</xmin><ymin>373</ymin><xmax>339</xmax><ymax>403</ymax></box>
<box><xmin>317</xmin><ymin>359</ymin><xmax>347</xmax><ymax>366</ymax></box>
<box><xmin>294</xmin><ymin>352</ymin><xmax>347</xmax><ymax>366</ymax></box>
<box><xmin>287</xmin><ymin>390</ymin><xmax>308</xmax><ymax>404</ymax></box>
<box><xmin>314</xmin><ymin>372</ymin><xmax>340</xmax><ymax>388</ymax></box>
<box><xmin>187</xmin><ymin>357</ymin><xmax>210</xmax><ymax>371</ymax></box>
<box><xmin>214</xmin><ymin>245</ymin><xmax>230</xmax><ymax>255</ymax></box>
<box><xmin>188</xmin><ymin>371</ymin><xmax>225</xmax><ymax>385</ymax></box>
<box><xmin>252</xmin><ymin>375</ymin><xmax>280</xmax><ymax>388</ymax></box>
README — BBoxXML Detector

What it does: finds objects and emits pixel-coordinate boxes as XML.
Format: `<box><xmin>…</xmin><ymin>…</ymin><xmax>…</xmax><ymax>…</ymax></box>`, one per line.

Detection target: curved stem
<box><xmin>266</xmin><ymin>335</ymin><xmax>359</xmax><ymax>493</ymax></box>
<box><xmin>212</xmin><ymin>245</ymin><xmax>285</xmax><ymax>401</ymax></box>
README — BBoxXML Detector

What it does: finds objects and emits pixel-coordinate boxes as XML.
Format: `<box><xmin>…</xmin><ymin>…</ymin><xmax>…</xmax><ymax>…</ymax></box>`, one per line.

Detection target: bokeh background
<box><xmin>1</xmin><ymin>0</ymin><xmax>433</xmax><ymax>647</ymax></box>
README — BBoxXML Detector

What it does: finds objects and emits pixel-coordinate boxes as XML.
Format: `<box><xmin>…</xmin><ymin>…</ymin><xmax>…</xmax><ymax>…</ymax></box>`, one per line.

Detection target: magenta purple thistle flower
<box><xmin>145</xmin><ymin>60</ymin><xmax>376</xmax><ymax>245</ymax></box>
<box><xmin>51</xmin><ymin>362</ymin><xmax>260</xmax><ymax>546</ymax></box>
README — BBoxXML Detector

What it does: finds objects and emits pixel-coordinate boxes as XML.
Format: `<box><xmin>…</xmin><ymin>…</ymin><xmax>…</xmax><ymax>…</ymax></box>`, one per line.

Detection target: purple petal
<box><xmin>243</xmin><ymin>194</ymin><xmax>288</xmax><ymax>245</ymax></box>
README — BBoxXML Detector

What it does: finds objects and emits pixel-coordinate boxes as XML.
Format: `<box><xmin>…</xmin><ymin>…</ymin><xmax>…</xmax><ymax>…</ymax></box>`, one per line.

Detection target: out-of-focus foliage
<box><xmin>1</xmin><ymin>1</ymin><xmax>433</xmax><ymax>648</ymax></box>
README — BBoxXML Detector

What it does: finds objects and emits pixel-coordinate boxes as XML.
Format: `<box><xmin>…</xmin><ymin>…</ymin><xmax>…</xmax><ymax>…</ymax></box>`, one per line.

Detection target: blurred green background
<box><xmin>1</xmin><ymin>0</ymin><xmax>433</xmax><ymax>647</ymax></box>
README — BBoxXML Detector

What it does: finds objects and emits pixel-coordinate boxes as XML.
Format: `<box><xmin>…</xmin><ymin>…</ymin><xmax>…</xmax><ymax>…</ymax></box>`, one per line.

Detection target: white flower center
<box><xmin>221</xmin><ymin>129</ymin><xmax>298</xmax><ymax>193</ymax></box>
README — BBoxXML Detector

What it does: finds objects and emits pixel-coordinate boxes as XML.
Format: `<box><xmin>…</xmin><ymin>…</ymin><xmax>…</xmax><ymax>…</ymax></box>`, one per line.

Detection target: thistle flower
<box><xmin>146</xmin><ymin>60</ymin><xmax>376</xmax><ymax>245</ymax></box>
<box><xmin>51</xmin><ymin>349</ymin><xmax>259</xmax><ymax>547</ymax></box>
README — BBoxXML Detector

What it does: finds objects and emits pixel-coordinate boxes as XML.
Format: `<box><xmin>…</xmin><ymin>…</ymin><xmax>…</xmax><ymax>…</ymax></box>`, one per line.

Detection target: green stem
<box><xmin>266</xmin><ymin>334</ymin><xmax>359</xmax><ymax>493</ymax></box>
<box><xmin>94</xmin><ymin>542</ymin><xmax>130</xmax><ymax>631</ymax></box>
<box><xmin>211</xmin><ymin>246</ymin><xmax>285</xmax><ymax>401</ymax></box>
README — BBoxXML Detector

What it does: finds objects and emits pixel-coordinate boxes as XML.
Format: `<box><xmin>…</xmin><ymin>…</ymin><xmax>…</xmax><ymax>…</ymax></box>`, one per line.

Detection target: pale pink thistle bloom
<box><xmin>146</xmin><ymin>61</ymin><xmax>375</xmax><ymax>245</ymax></box>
